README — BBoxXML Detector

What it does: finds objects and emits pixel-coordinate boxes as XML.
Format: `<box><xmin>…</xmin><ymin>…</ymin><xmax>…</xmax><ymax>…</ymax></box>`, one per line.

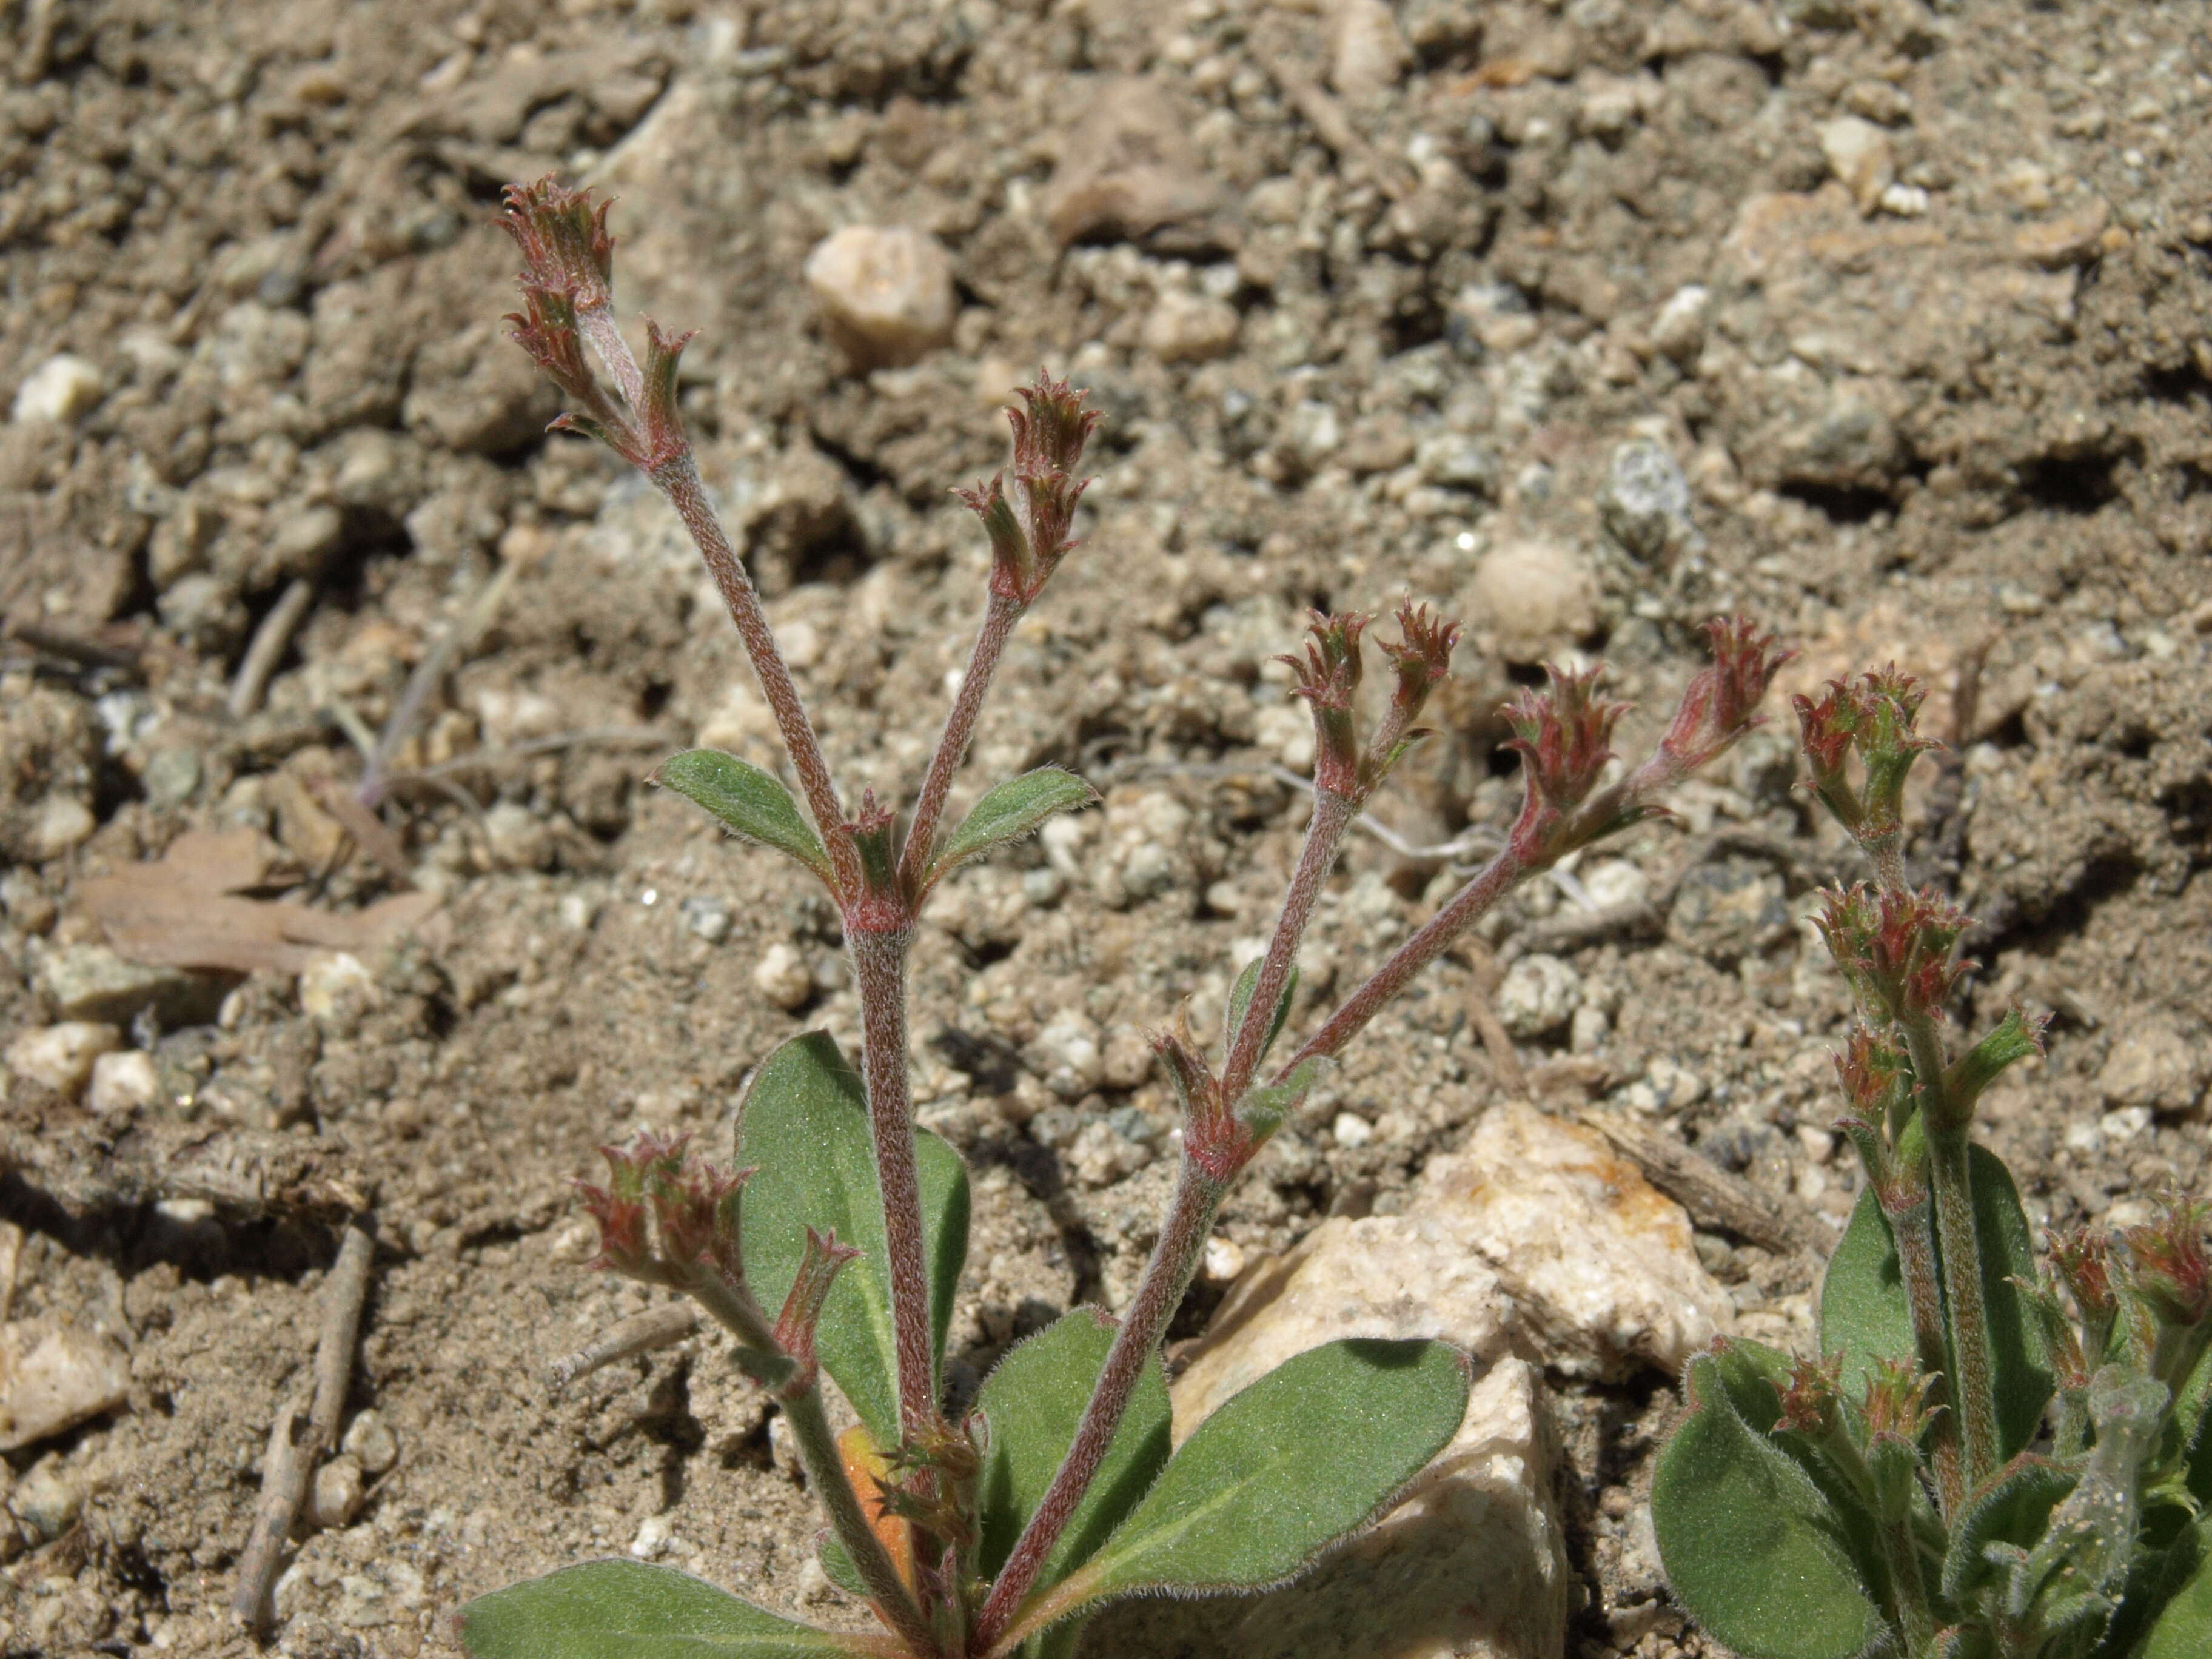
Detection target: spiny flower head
<box><xmin>1658</xmin><ymin>617</ymin><xmax>1792</xmax><ymax>772</ymax></box>
<box><xmin>1814</xmin><ymin>883</ymin><xmax>1971</xmax><ymax>1023</ymax></box>
<box><xmin>1504</xmin><ymin>663</ymin><xmax>1629</xmax><ymax>825</ymax></box>
<box><xmin>499</xmin><ymin>177</ymin><xmax>616</xmax><ymax>312</ymax></box>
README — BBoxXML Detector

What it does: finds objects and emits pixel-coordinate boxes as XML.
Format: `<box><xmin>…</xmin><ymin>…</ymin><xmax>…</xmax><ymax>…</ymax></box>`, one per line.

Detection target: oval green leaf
<box><xmin>458</xmin><ymin>1560</ymin><xmax>857</xmax><ymax>1658</ymax></box>
<box><xmin>1652</xmin><ymin>1348</ymin><xmax>1888</xmax><ymax>1659</ymax></box>
<box><xmin>1019</xmin><ymin>1338</ymin><xmax>1470</xmax><ymax>1637</ymax></box>
<box><xmin>739</xmin><ymin>1032</ymin><xmax>970</xmax><ymax>1443</ymax></box>
<box><xmin>2137</xmin><ymin>1514</ymin><xmax>2212</xmax><ymax>1659</ymax></box>
<box><xmin>977</xmin><ymin>1307</ymin><xmax>1173</xmax><ymax>1589</ymax></box>
<box><xmin>658</xmin><ymin>749</ymin><xmax>831</xmax><ymax>881</ymax></box>
<box><xmin>927</xmin><ymin>768</ymin><xmax>1094</xmax><ymax>883</ymax></box>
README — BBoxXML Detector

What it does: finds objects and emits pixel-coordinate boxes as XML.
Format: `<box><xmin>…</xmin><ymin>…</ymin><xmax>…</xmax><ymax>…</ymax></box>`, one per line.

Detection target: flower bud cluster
<box><xmin>955</xmin><ymin>373</ymin><xmax>1100</xmax><ymax>608</ymax></box>
<box><xmin>1814</xmin><ymin>883</ymin><xmax>1972</xmax><ymax>1026</ymax></box>
<box><xmin>1792</xmin><ymin>667</ymin><xmax>1938</xmax><ymax>857</ymax></box>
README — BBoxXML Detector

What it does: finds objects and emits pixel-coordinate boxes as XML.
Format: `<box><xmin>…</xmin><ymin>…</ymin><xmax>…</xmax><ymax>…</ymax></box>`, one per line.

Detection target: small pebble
<box><xmin>10</xmin><ymin>354</ymin><xmax>102</xmax><ymax>424</ymax></box>
<box><xmin>310</xmin><ymin>1455</ymin><xmax>365</xmax><ymax>1530</ymax></box>
<box><xmin>1465</xmin><ymin>540</ymin><xmax>1598</xmax><ymax>663</ymax></box>
<box><xmin>1415</xmin><ymin>432</ymin><xmax>1500</xmax><ymax>495</ymax></box>
<box><xmin>298</xmin><ymin>952</ymin><xmax>379</xmax><ymax>1030</ymax></box>
<box><xmin>803</xmin><ymin>226</ymin><xmax>956</xmax><ymax>368</ymax></box>
<box><xmin>341</xmin><ymin>1409</ymin><xmax>400</xmax><ymax>1476</ymax></box>
<box><xmin>87</xmin><ymin>1050</ymin><xmax>160</xmax><ymax>1117</ymax></box>
<box><xmin>1649</xmin><ymin>285</ymin><xmax>1709</xmax><ymax>363</ymax></box>
<box><xmin>1598</xmin><ymin>440</ymin><xmax>1697</xmax><ymax>560</ymax></box>
<box><xmin>25</xmin><ymin>796</ymin><xmax>95</xmax><ymax>860</ymax></box>
<box><xmin>6</xmin><ymin>1458</ymin><xmax>82</xmax><ymax>1542</ymax></box>
<box><xmin>5</xmin><ymin>1022</ymin><xmax>123</xmax><ymax>1099</ymax></box>
<box><xmin>0</xmin><ymin>1320</ymin><xmax>130</xmax><ymax>1452</ymax></box>
<box><xmin>680</xmin><ymin>894</ymin><xmax>733</xmax><ymax>944</ymax></box>
<box><xmin>1332</xmin><ymin>1111</ymin><xmax>1375</xmax><ymax>1148</ymax></box>
<box><xmin>752</xmin><ymin>942</ymin><xmax>814</xmax><ymax>1012</ymax></box>
<box><xmin>1818</xmin><ymin>116</ymin><xmax>1894</xmax><ymax>215</ymax></box>
<box><xmin>1140</xmin><ymin>291</ymin><xmax>1240</xmax><ymax>364</ymax></box>
<box><xmin>1202</xmin><ymin>1234</ymin><xmax>1247</xmax><ymax>1284</ymax></box>
<box><xmin>1496</xmin><ymin>953</ymin><xmax>1581</xmax><ymax>1040</ymax></box>
<box><xmin>1034</xmin><ymin>1013</ymin><xmax>1105</xmax><ymax>1100</ymax></box>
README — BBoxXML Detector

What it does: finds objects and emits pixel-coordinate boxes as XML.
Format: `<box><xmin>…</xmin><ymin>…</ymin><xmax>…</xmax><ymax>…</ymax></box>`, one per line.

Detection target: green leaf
<box><xmin>658</xmin><ymin>750</ymin><xmax>831</xmax><ymax>882</ymax></box>
<box><xmin>1024</xmin><ymin>1338</ymin><xmax>1469</xmax><ymax>1632</ymax></box>
<box><xmin>2131</xmin><ymin>1513</ymin><xmax>2212</xmax><ymax>1659</ymax></box>
<box><xmin>1817</xmin><ymin>1145</ymin><xmax>2052</xmax><ymax>1461</ymax></box>
<box><xmin>1652</xmin><ymin>1346</ymin><xmax>1889</xmax><ymax>1659</ymax></box>
<box><xmin>977</xmin><ymin>1307</ymin><xmax>1173</xmax><ymax>1592</ymax></box>
<box><xmin>457</xmin><ymin>1560</ymin><xmax>856</xmax><ymax>1658</ymax></box>
<box><xmin>739</xmin><ymin>1033</ymin><xmax>970</xmax><ymax>1443</ymax></box>
<box><xmin>1223</xmin><ymin>957</ymin><xmax>1298</xmax><ymax>1064</ymax></box>
<box><xmin>1940</xmin><ymin>1456</ymin><xmax>2076</xmax><ymax>1606</ymax></box>
<box><xmin>927</xmin><ymin>768</ymin><xmax>1094</xmax><ymax>883</ymax></box>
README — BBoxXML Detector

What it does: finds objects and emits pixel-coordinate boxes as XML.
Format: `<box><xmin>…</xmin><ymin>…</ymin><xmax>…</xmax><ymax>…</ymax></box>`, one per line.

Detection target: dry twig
<box><xmin>1575</xmin><ymin>1108</ymin><xmax>1823</xmax><ymax>1257</ymax></box>
<box><xmin>548</xmin><ymin>1302</ymin><xmax>701</xmax><ymax>1394</ymax></box>
<box><xmin>228</xmin><ymin>577</ymin><xmax>317</xmax><ymax>721</ymax></box>
<box><xmin>232</xmin><ymin>1216</ymin><xmax>377</xmax><ymax>1631</ymax></box>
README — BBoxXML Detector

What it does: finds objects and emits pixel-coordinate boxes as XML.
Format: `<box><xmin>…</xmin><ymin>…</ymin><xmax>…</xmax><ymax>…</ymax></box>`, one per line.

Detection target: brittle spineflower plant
<box><xmin>1652</xmin><ymin>668</ymin><xmax>2212</xmax><ymax>1659</ymax></box>
<box><xmin>458</xmin><ymin>176</ymin><xmax>1789</xmax><ymax>1659</ymax></box>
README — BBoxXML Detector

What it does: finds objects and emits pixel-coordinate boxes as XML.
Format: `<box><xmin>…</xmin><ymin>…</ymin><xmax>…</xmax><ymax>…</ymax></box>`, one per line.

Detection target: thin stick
<box><xmin>359</xmin><ymin>563</ymin><xmax>517</xmax><ymax>807</ymax></box>
<box><xmin>1458</xmin><ymin>943</ymin><xmax>1529</xmax><ymax>1095</ymax></box>
<box><xmin>233</xmin><ymin>1216</ymin><xmax>376</xmax><ymax>1631</ymax></box>
<box><xmin>228</xmin><ymin>577</ymin><xmax>317</xmax><ymax>720</ymax></box>
<box><xmin>549</xmin><ymin>1302</ymin><xmax>700</xmax><ymax>1393</ymax></box>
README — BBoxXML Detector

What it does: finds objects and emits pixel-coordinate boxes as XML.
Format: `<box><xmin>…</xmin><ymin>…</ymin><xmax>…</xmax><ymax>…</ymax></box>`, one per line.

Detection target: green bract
<box><xmin>658</xmin><ymin>749</ymin><xmax>833</xmax><ymax>881</ymax></box>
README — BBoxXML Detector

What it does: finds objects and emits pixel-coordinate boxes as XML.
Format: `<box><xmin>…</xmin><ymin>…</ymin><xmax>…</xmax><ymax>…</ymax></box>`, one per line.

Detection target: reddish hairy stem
<box><xmin>653</xmin><ymin>454</ymin><xmax>861</xmax><ymax>899</ymax></box>
<box><xmin>1888</xmin><ymin>1202</ymin><xmax>1965</xmax><ymax>1516</ymax></box>
<box><xmin>899</xmin><ymin>592</ymin><xmax>1022</xmax><ymax>896</ymax></box>
<box><xmin>848</xmin><ymin>928</ymin><xmax>942</xmax><ymax>1444</ymax></box>
<box><xmin>1219</xmin><ymin>788</ymin><xmax>1357</xmax><ymax>1103</ymax></box>
<box><xmin>1275</xmin><ymin>839</ymin><xmax>1534</xmax><ymax>1082</ymax></box>
<box><xmin>971</xmin><ymin>1160</ymin><xmax>1226</xmax><ymax>1652</ymax></box>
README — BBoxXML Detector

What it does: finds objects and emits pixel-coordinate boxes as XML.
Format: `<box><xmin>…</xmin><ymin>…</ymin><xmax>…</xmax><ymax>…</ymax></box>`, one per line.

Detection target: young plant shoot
<box><xmin>461</xmin><ymin>176</ymin><xmax>1791</xmax><ymax>1659</ymax></box>
<box><xmin>1651</xmin><ymin>669</ymin><xmax>2212</xmax><ymax>1659</ymax></box>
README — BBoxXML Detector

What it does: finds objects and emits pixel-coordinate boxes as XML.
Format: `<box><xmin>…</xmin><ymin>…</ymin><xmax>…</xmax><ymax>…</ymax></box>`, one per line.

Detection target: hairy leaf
<box><xmin>1941</xmin><ymin>1456</ymin><xmax>2076</xmax><ymax>1606</ymax></box>
<box><xmin>977</xmin><ymin>1307</ymin><xmax>1173</xmax><ymax>1590</ymax></box>
<box><xmin>1223</xmin><ymin>957</ymin><xmax>1298</xmax><ymax>1064</ymax></box>
<box><xmin>2134</xmin><ymin>1515</ymin><xmax>2212</xmax><ymax>1659</ymax></box>
<box><xmin>1818</xmin><ymin>1145</ymin><xmax>2051</xmax><ymax>1459</ymax></box>
<box><xmin>659</xmin><ymin>750</ymin><xmax>831</xmax><ymax>881</ymax></box>
<box><xmin>739</xmin><ymin>1033</ymin><xmax>970</xmax><ymax>1443</ymax></box>
<box><xmin>1652</xmin><ymin>1346</ymin><xmax>1888</xmax><ymax>1659</ymax></box>
<box><xmin>928</xmin><ymin>768</ymin><xmax>1094</xmax><ymax>883</ymax></box>
<box><xmin>458</xmin><ymin>1560</ymin><xmax>859</xmax><ymax>1658</ymax></box>
<box><xmin>1016</xmin><ymin>1338</ymin><xmax>1469</xmax><ymax>1637</ymax></box>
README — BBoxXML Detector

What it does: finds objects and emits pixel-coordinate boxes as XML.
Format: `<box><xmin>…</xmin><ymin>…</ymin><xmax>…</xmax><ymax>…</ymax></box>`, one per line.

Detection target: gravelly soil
<box><xmin>1</xmin><ymin>1</ymin><xmax>2207</xmax><ymax>1655</ymax></box>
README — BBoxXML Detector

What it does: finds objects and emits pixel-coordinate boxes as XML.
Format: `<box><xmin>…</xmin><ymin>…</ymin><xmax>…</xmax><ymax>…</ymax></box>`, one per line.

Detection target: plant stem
<box><xmin>899</xmin><ymin>594</ymin><xmax>1022</xmax><ymax>895</ymax></box>
<box><xmin>683</xmin><ymin>1276</ymin><xmax>936</xmax><ymax>1655</ymax></box>
<box><xmin>1273</xmin><ymin>839</ymin><xmax>1531</xmax><ymax>1082</ymax></box>
<box><xmin>1889</xmin><ymin>1202</ymin><xmax>1966</xmax><ymax>1517</ymax></box>
<box><xmin>849</xmin><ymin>927</ymin><xmax>941</xmax><ymax>1444</ymax></box>
<box><xmin>970</xmin><ymin>1159</ymin><xmax>1227</xmax><ymax>1654</ymax></box>
<box><xmin>1219</xmin><ymin>788</ymin><xmax>1355</xmax><ymax>1102</ymax></box>
<box><xmin>1926</xmin><ymin>1125</ymin><xmax>2000</xmax><ymax>1485</ymax></box>
<box><xmin>654</xmin><ymin>453</ymin><xmax>862</xmax><ymax>899</ymax></box>
<box><xmin>1876</xmin><ymin>1506</ymin><xmax>1936</xmax><ymax>1657</ymax></box>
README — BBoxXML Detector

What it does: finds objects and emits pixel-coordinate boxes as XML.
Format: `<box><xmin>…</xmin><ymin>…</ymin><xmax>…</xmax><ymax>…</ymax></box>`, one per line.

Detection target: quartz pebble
<box><xmin>87</xmin><ymin>1050</ymin><xmax>160</xmax><ymax>1117</ymax></box>
<box><xmin>1818</xmin><ymin>116</ymin><xmax>1894</xmax><ymax>215</ymax></box>
<box><xmin>1139</xmin><ymin>291</ymin><xmax>1239</xmax><ymax>364</ymax></box>
<box><xmin>803</xmin><ymin>226</ymin><xmax>956</xmax><ymax>368</ymax></box>
<box><xmin>1496</xmin><ymin>953</ymin><xmax>1580</xmax><ymax>1040</ymax></box>
<box><xmin>342</xmin><ymin>1409</ymin><xmax>400</xmax><ymax>1476</ymax></box>
<box><xmin>11</xmin><ymin>354</ymin><xmax>102</xmax><ymax>424</ymax></box>
<box><xmin>310</xmin><ymin>1454</ymin><xmax>366</xmax><ymax>1529</ymax></box>
<box><xmin>752</xmin><ymin>942</ymin><xmax>814</xmax><ymax>1011</ymax></box>
<box><xmin>7</xmin><ymin>1458</ymin><xmax>82</xmax><ymax>1541</ymax></box>
<box><xmin>5</xmin><ymin>1022</ymin><xmax>122</xmax><ymax>1099</ymax></box>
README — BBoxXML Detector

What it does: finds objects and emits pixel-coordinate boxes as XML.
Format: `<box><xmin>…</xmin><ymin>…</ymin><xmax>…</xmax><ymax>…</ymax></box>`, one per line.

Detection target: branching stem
<box><xmin>1219</xmin><ymin>788</ymin><xmax>1355</xmax><ymax>1102</ymax></box>
<box><xmin>970</xmin><ymin>1159</ymin><xmax>1226</xmax><ymax>1653</ymax></box>
<box><xmin>900</xmin><ymin>593</ymin><xmax>1022</xmax><ymax>894</ymax></box>
<box><xmin>1926</xmin><ymin>1124</ymin><xmax>2000</xmax><ymax>1486</ymax></box>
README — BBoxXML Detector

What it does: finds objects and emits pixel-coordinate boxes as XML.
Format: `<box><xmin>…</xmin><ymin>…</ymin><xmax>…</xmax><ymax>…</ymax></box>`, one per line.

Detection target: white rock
<box><xmin>680</xmin><ymin>894</ymin><xmax>733</xmax><ymax>943</ymax></box>
<box><xmin>7</xmin><ymin>1457</ymin><xmax>82</xmax><ymax>1541</ymax></box>
<box><xmin>1201</xmin><ymin>1234</ymin><xmax>1247</xmax><ymax>1284</ymax></box>
<box><xmin>1464</xmin><ymin>541</ymin><xmax>1598</xmax><ymax>664</ymax></box>
<box><xmin>11</xmin><ymin>354</ymin><xmax>102</xmax><ymax>424</ymax></box>
<box><xmin>1818</xmin><ymin>116</ymin><xmax>1895</xmax><ymax>215</ymax></box>
<box><xmin>25</xmin><ymin>795</ymin><xmax>95</xmax><ymax>859</ymax></box>
<box><xmin>1101</xmin><ymin>1025</ymin><xmax>1154</xmax><ymax>1090</ymax></box>
<box><xmin>481</xmin><ymin>801</ymin><xmax>554</xmax><ymax>870</ymax></box>
<box><xmin>1568</xmin><ymin>1005</ymin><xmax>1610</xmax><ymax>1056</ymax></box>
<box><xmin>299</xmin><ymin>951</ymin><xmax>380</xmax><ymax>1031</ymax></box>
<box><xmin>1579</xmin><ymin>859</ymin><xmax>1650</xmax><ymax>911</ymax></box>
<box><xmin>1157</xmin><ymin>1215</ymin><xmax>1563</xmax><ymax>1659</ymax></box>
<box><xmin>1422</xmin><ymin>1101</ymin><xmax>1733</xmax><ymax>1378</ymax></box>
<box><xmin>342</xmin><ymin>1409</ymin><xmax>400</xmax><ymax>1476</ymax></box>
<box><xmin>0</xmin><ymin>1319</ymin><xmax>131</xmax><ymax>1451</ymax></box>
<box><xmin>310</xmin><ymin>1454</ymin><xmax>366</xmax><ymax>1530</ymax></box>
<box><xmin>803</xmin><ymin>226</ymin><xmax>956</xmax><ymax>369</ymax></box>
<box><xmin>1140</xmin><ymin>290</ymin><xmax>1241</xmax><ymax>364</ymax></box>
<box><xmin>5</xmin><ymin>1022</ymin><xmax>122</xmax><ymax>1099</ymax></box>
<box><xmin>1034</xmin><ymin>1013</ymin><xmax>1105</xmax><ymax>1100</ymax></box>
<box><xmin>1326</xmin><ymin>0</ymin><xmax>1409</xmax><ymax>101</ymax></box>
<box><xmin>1067</xmin><ymin>1118</ymin><xmax>1154</xmax><ymax>1188</ymax></box>
<box><xmin>2097</xmin><ymin>1015</ymin><xmax>2207</xmax><ymax>1114</ymax></box>
<box><xmin>87</xmin><ymin>1050</ymin><xmax>160</xmax><ymax>1117</ymax></box>
<box><xmin>752</xmin><ymin>942</ymin><xmax>814</xmax><ymax>1011</ymax></box>
<box><xmin>1496</xmin><ymin>954</ymin><xmax>1580</xmax><ymax>1040</ymax></box>
<box><xmin>1331</xmin><ymin>1111</ymin><xmax>1375</xmax><ymax>1148</ymax></box>
<box><xmin>1649</xmin><ymin>284</ymin><xmax>1709</xmax><ymax>363</ymax></box>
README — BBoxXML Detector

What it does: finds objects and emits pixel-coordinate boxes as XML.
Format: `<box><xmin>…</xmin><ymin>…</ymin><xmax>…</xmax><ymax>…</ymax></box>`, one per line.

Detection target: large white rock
<box><xmin>1423</xmin><ymin>1101</ymin><xmax>1732</xmax><ymax>1379</ymax></box>
<box><xmin>5</xmin><ymin>1021</ymin><xmax>122</xmax><ymax>1100</ymax></box>
<box><xmin>1109</xmin><ymin>1212</ymin><xmax>1564</xmax><ymax>1658</ymax></box>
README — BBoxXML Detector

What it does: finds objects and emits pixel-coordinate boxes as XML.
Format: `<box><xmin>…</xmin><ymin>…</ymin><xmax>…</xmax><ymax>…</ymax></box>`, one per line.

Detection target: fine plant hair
<box><xmin>1651</xmin><ymin>670</ymin><xmax>2212</xmax><ymax>1659</ymax></box>
<box><xmin>458</xmin><ymin>175</ymin><xmax>1791</xmax><ymax>1659</ymax></box>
